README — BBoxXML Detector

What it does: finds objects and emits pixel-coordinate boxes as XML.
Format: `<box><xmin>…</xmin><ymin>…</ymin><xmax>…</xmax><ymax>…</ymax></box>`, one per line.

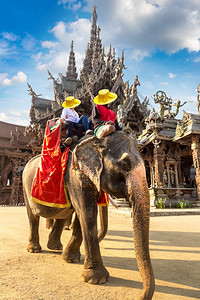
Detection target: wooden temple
<box><xmin>1</xmin><ymin>7</ymin><xmax>200</xmax><ymax>208</ymax></box>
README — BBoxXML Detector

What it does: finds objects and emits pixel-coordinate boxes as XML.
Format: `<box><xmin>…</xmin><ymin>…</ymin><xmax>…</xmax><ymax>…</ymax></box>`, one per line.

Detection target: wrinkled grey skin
<box><xmin>46</xmin><ymin>208</ymin><xmax>108</xmax><ymax>241</ymax></box>
<box><xmin>23</xmin><ymin>131</ymin><xmax>155</xmax><ymax>299</ymax></box>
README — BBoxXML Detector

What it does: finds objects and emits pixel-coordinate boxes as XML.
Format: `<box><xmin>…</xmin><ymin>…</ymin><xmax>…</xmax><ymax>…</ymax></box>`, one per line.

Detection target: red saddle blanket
<box><xmin>31</xmin><ymin>124</ymin><xmax>71</xmax><ymax>208</ymax></box>
<box><xmin>31</xmin><ymin>123</ymin><xmax>108</xmax><ymax>208</ymax></box>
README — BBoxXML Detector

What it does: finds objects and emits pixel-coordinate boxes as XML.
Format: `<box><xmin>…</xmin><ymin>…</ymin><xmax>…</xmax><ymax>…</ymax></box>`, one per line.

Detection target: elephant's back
<box><xmin>23</xmin><ymin>155</ymin><xmax>41</xmax><ymax>197</ymax></box>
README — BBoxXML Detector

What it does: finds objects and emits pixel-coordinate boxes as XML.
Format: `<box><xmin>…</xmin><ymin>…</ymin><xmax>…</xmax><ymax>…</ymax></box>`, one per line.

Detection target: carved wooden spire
<box><xmin>91</xmin><ymin>5</ymin><xmax>97</xmax><ymax>43</ymax></box>
<box><xmin>81</xmin><ymin>6</ymin><xmax>101</xmax><ymax>81</ymax></box>
<box><xmin>66</xmin><ymin>40</ymin><xmax>78</xmax><ymax>81</ymax></box>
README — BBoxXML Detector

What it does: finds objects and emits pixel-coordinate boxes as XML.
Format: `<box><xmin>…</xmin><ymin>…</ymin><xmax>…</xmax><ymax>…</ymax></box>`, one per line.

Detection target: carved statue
<box><xmin>112</xmin><ymin>51</ymin><xmax>127</xmax><ymax>81</ymax></box>
<box><xmin>132</xmin><ymin>75</ymin><xmax>140</xmax><ymax>95</ymax></box>
<box><xmin>197</xmin><ymin>83</ymin><xmax>200</xmax><ymax>115</ymax></box>
<box><xmin>175</xmin><ymin>121</ymin><xmax>184</xmax><ymax>137</ymax></box>
<box><xmin>15</xmin><ymin>127</ymin><xmax>20</xmax><ymax>142</ymax></box>
<box><xmin>169</xmin><ymin>166</ymin><xmax>175</xmax><ymax>186</ymax></box>
<box><xmin>117</xmin><ymin>105</ymin><xmax>126</xmax><ymax>128</ymax></box>
<box><xmin>10</xmin><ymin>131</ymin><xmax>15</xmax><ymax>145</ymax></box>
<box><xmin>148</xmin><ymin>108</ymin><xmax>161</xmax><ymax>123</ymax></box>
<box><xmin>47</xmin><ymin>70</ymin><xmax>58</xmax><ymax>85</ymax></box>
<box><xmin>172</xmin><ymin>99</ymin><xmax>187</xmax><ymax>117</ymax></box>
<box><xmin>34</xmin><ymin>108</ymin><xmax>40</xmax><ymax>120</ymax></box>
<box><xmin>153</xmin><ymin>91</ymin><xmax>172</xmax><ymax>118</ymax></box>
<box><xmin>124</xmin><ymin>81</ymin><xmax>130</xmax><ymax>99</ymax></box>
<box><xmin>27</xmin><ymin>83</ymin><xmax>42</xmax><ymax>98</ymax></box>
<box><xmin>163</xmin><ymin>169</ymin><xmax>168</xmax><ymax>186</ymax></box>
<box><xmin>106</xmin><ymin>45</ymin><xmax>112</xmax><ymax>66</ymax></box>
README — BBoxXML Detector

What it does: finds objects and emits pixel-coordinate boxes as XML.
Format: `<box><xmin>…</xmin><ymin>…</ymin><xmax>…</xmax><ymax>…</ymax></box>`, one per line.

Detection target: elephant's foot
<box><xmin>47</xmin><ymin>239</ymin><xmax>63</xmax><ymax>250</ymax></box>
<box><xmin>62</xmin><ymin>247</ymin><xmax>81</xmax><ymax>263</ymax></box>
<box><xmin>27</xmin><ymin>242</ymin><xmax>42</xmax><ymax>253</ymax></box>
<box><xmin>81</xmin><ymin>265</ymin><xmax>109</xmax><ymax>284</ymax></box>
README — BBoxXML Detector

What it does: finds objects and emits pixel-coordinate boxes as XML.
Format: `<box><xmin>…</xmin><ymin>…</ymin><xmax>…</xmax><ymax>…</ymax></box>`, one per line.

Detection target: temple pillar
<box><xmin>166</xmin><ymin>164</ymin><xmax>170</xmax><ymax>187</ymax></box>
<box><xmin>177</xmin><ymin>158</ymin><xmax>182</xmax><ymax>186</ymax></box>
<box><xmin>174</xmin><ymin>162</ymin><xmax>179</xmax><ymax>187</ymax></box>
<box><xmin>153</xmin><ymin>143</ymin><xmax>163</xmax><ymax>187</ymax></box>
<box><xmin>191</xmin><ymin>137</ymin><xmax>200</xmax><ymax>200</ymax></box>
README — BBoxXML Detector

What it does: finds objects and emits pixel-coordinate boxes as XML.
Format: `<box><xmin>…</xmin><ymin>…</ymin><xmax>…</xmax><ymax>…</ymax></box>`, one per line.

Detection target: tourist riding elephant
<box><xmin>23</xmin><ymin>131</ymin><xmax>155</xmax><ymax>299</ymax></box>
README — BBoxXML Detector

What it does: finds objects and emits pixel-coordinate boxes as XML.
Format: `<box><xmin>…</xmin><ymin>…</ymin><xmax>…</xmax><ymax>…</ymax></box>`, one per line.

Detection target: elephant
<box><xmin>22</xmin><ymin>131</ymin><xmax>155</xmax><ymax>299</ymax></box>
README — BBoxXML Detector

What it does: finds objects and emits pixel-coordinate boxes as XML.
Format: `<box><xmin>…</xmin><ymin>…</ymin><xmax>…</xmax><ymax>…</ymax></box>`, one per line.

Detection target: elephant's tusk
<box><xmin>109</xmin><ymin>195</ymin><xmax>119</xmax><ymax>209</ymax></box>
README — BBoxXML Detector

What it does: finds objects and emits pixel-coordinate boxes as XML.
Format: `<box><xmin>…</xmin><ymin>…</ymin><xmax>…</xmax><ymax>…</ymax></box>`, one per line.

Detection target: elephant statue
<box><xmin>22</xmin><ymin>131</ymin><xmax>155</xmax><ymax>299</ymax></box>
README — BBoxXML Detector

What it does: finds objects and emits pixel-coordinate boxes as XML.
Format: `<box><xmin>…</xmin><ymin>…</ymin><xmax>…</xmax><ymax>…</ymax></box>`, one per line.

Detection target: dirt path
<box><xmin>0</xmin><ymin>206</ymin><xmax>200</xmax><ymax>300</ymax></box>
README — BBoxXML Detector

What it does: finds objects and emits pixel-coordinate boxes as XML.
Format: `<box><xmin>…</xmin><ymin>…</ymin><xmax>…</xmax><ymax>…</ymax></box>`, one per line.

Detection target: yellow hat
<box><xmin>62</xmin><ymin>96</ymin><xmax>81</xmax><ymax>108</ymax></box>
<box><xmin>94</xmin><ymin>89</ymin><xmax>117</xmax><ymax>105</ymax></box>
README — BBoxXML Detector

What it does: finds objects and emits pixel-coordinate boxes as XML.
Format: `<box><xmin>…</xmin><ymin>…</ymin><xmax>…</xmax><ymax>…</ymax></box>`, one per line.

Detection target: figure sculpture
<box><xmin>112</xmin><ymin>51</ymin><xmax>127</xmax><ymax>81</ymax></box>
<box><xmin>27</xmin><ymin>83</ymin><xmax>42</xmax><ymax>98</ymax></box>
<box><xmin>132</xmin><ymin>75</ymin><xmax>140</xmax><ymax>95</ymax></box>
<box><xmin>153</xmin><ymin>91</ymin><xmax>172</xmax><ymax>118</ymax></box>
<box><xmin>163</xmin><ymin>169</ymin><xmax>168</xmax><ymax>186</ymax></box>
<box><xmin>172</xmin><ymin>99</ymin><xmax>187</xmax><ymax>117</ymax></box>
<box><xmin>116</xmin><ymin>104</ymin><xmax>126</xmax><ymax>128</ymax></box>
<box><xmin>197</xmin><ymin>83</ymin><xmax>200</xmax><ymax>115</ymax></box>
<box><xmin>169</xmin><ymin>166</ymin><xmax>175</xmax><ymax>186</ymax></box>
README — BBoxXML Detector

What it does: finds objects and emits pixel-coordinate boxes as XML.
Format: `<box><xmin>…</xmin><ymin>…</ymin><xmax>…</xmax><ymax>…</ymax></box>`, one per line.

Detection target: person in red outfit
<box><xmin>92</xmin><ymin>89</ymin><xmax>121</xmax><ymax>138</ymax></box>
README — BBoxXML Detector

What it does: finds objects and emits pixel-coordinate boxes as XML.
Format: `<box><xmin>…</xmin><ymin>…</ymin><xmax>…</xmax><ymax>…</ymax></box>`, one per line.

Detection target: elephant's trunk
<box><xmin>127</xmin><ymin>162</ymin><xmax>155</xmax><ymax>300</ymax></box>
<box><xmin>98</xmin><ymin>206</ymin><xmax>108</xmax><ymax>243</ymax></box>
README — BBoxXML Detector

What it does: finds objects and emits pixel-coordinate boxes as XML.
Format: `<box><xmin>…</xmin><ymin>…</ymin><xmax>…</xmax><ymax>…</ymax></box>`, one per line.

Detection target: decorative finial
<box><xmin>71</xmin><ymin>40</ymin><xmax>74</xmax><ymax>51</ymax></box>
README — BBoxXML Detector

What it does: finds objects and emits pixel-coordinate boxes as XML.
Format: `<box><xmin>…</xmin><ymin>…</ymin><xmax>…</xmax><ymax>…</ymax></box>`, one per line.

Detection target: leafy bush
<box><xmin>176</xmin><ymin>199</ymin><xmax>191</xmax><ymax>209</ymax></box>
<box><xmin>155</xmin><ymin>198</ymin><xmax>166</xmax><ymax>209</ymax></box>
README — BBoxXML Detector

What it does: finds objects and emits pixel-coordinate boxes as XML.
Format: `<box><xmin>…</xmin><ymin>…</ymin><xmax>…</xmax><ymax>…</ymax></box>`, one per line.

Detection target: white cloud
<box><xmin>58</xmin><ymin>0</ymin><xmax>82</xmax><ymax>11</ymax></box>
<box><xmin>0</xmin><ymin>110</ymin><xmax>29</xmax><ymax>126</ymax></box>
<box><xmin>33</xmin><ymin>19</ymin><xmax>90</xmax><ymax>74</ymax></box>
<box><xmin>21</xmin><ymin>34</ymin><xmax>37</xmax><ymax>51</ymax></box>
<box><xmin>193</xmin><ymin>57</ymin><xmax>200</xmax><ymax>62</ymax></box>
<box><xmin>32</xmin><ymin>0</ymin><xmax>200</xmax><ymax>76</ymax></box>
<box><xmin>1</xmin><ymin>32</ymin><xmax>18</xmax><ymax>41</ymax></box>
<box><xmin>0</xmin><ymin>40</ymin><xmax>16</xmax><ymax>57</ymax></box>
<box><xmin>0</xmin><ymin>112</ymin><xmax>9</xmax><ymax>122</ymax></box>
<box><xmin>128</xmin><ymin>49</ymin><xmax>150</xmax><ymax>62</ymax></box>
<box><xmin>159</xmin><ymin>81</ymin><xmax>169</xmax><ymax>85</ymax></box>
<box><xmin>41</xmin><ymin>41</ymin><xmax>59</xmax><ymax>49</ymax></box>
<box><xmin>31</xmin><ymin>52</ymin><xmax>42</xmax><ymax>62</ymax></box>
<box><xmin>168</xmin><ymin>72</ymin><xmax>176</xmax><ymax>78</ymax></box>
<box><xmin>0</xmin><ymin>72</ymin><xmax>27</xmax><ymax>86</ymax></box>
<box><xmin>82</xmin><ymin>0</ymin><xmax>200</xmax><ymax>54</ymax></box>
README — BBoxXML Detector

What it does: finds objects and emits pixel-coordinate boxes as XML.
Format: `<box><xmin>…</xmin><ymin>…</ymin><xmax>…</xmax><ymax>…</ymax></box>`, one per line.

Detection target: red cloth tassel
<box><xmin>96</xmin><ymin>189</ymin><xmax>109</xmax><ymax>206</ymax></box>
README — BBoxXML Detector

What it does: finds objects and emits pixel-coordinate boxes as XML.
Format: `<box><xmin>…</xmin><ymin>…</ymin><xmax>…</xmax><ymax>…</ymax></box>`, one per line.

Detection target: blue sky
<box><xmin>1</xmin><ymin>0</ymin><xmax>200</xmax><ymax>125</ymax></box>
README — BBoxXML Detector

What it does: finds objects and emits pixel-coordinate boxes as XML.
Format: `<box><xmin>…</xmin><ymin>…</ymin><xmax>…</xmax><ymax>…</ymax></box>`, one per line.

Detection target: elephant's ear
<box><xmin>72</xmin><ymin>137</ymin><xmax>103</xmax><ymax>192</ymax></box>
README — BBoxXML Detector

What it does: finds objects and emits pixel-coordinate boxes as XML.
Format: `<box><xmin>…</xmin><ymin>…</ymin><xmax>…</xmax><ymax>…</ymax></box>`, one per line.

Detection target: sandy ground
<box><xmin>0</xmin><ymin>206</ymin><xmax>200</xmax><ymax>300</ymax></box>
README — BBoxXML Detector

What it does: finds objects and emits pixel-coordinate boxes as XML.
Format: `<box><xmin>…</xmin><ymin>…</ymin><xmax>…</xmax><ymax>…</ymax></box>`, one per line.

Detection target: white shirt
<box><xmin>61</xmin><ymin>108</ymin><xmax>80</xmax><ymax>123</ymax></box>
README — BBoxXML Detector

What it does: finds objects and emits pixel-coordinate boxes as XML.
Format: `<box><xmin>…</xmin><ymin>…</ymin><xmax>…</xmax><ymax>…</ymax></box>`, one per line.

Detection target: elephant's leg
<box><xmin>129</xmin><ymin>165</ymin><xmax>155</xmax><ymax>299</ymax></box>
<box><xmin>63</xmin><ymin>213</ymin><xmax>73</xmax><ymax>230</ymax></box>
<box><xmin>47</xmin><ymin>219</ymin><xmax>66</xmax><ymax>250</ymax></box>
<box><xmin>76</xmin><ymin>197</ymin><xmax>109</xmax><ymax>284</ymax></box>
<box><xmin>26</xmin><ymin>204</ymin><xmax>41</xmax><ymax>253</ymax></box>
<box><xmin>62</xmin><ymin>213</ymin><xmax>82</xmax><ymax>263</ymax></box>
<box><xmin>98</xmin><ymin>206</ymin><xmax>108</xmax><ymax>243</ymax></box>
<box><xmin>46</xmin><ymin>218</ymin><xmax>54</xmax><ymax>229</ymax></box>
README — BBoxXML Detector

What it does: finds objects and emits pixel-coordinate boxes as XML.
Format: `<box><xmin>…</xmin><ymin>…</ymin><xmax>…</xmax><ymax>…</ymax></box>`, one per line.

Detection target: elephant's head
<box><xmin>72</xmin><ymin>131</ymin><xmax>145</xmax><ymax>205</ymax></box>
<box><xmin>72</xmin><ymin>131</ymin><xmax>155</xmax><ymax>299</ymax></box>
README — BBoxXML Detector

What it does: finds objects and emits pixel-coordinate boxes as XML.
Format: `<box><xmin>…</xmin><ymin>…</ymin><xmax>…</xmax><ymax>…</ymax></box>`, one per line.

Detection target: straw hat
<box><xmin>62</xmin><ymin>96</ymin><xmax>81</xmax><ymax>108</ymax></box>
<box><xmin>94</xmin><ymin>89</ymin><xmax>117</xmax><ymax>105</ymax></box>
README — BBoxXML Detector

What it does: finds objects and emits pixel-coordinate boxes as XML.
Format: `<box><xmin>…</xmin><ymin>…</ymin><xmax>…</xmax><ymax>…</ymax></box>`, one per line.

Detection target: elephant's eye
<box><xmin>118</xmin><ymin>157</ymin><xmax>132</xmax><ymax>172</ymax></box>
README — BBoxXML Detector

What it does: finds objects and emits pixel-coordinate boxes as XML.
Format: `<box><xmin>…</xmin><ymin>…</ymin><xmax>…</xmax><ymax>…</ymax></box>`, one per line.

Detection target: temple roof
<box><xmin>0</xmin><ymin>121</ymin><xmax>31</xmax><ymax>150</ymax></box>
